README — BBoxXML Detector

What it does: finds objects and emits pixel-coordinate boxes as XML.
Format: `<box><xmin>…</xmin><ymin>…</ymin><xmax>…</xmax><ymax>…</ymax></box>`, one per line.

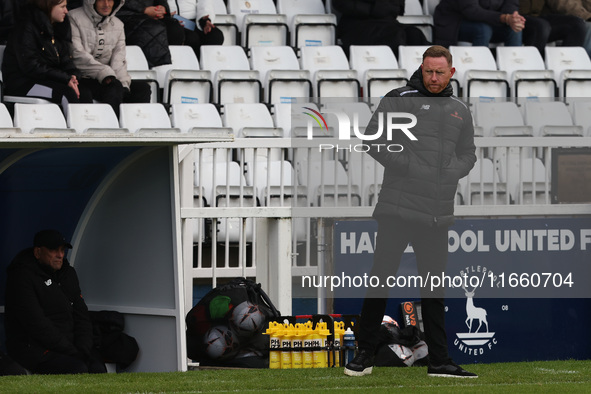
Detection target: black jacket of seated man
<box><xmin>4</xmin><ymin>230</ymin><xmax>106</xmax><ymax>374</ymax></box>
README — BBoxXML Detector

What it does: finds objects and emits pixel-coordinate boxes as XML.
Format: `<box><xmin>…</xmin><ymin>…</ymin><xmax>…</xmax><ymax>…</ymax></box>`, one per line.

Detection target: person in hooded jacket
<box><xmin>4</xmin><ymin>230</ymin><xmax>106</xmax><ymax>374</ymax></box>
<box><xmin>1</xmin><ymin>0</ymin><xmax>92</xmax><ymax>110</ymax></box>
<box><xmin>69</xmin><ymin>0</ymin><xmax>151</xmax><ymax>116</ymax></box>
<box><xmin>344</xmin><ymin>46</ymin><xmax>478</xmax><ymax>379</ymax></box>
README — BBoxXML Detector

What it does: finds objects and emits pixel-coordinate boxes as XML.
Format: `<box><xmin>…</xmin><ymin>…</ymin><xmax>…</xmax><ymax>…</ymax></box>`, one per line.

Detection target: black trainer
<box><xmin>344</xmin><ymin>350</ymin><xmax>374</xmax><ymax>376</ymax></box>
<box><xmin>428</xmin><ymin>360</ymin><xmax>478</xmax><ymax>378</ymax></box>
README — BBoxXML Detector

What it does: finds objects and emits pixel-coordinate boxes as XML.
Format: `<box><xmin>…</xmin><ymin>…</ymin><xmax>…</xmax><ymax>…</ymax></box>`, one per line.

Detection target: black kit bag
<box><xmin>90</xmin><ymin>310</ymin><xmax>139</xmax><ymax>370</ymax></box>
<box><xmin>186</xmin><ymin>277</ymin><xmax>280</xmax><ymax>367</ymax></box>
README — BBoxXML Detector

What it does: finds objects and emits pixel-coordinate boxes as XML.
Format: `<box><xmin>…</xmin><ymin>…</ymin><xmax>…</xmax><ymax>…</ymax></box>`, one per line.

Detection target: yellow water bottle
<box><xmin>264</xmin><ymin>321</ymin><xmax>281</xmax><ymax>369</ymax></box>
<box><xmin>313</xmin><ymin>322</ymin><xmax>330</xmax><ymax>368</ymax></box>
<box><xmin>331</xmin><ymin>321</ymin><xmax>345</xmax><ymax>367</ymax></box>
<box><xmin>280</xmin><ymin>324</ymin><xmax>293</xmax><ymax>369</ymax></box>
<box><xmin>291</xmin><ymin>324</ymin><xmax>304</xmax><ymax>369</ymax></box>
<box><xmin>302</xmin><ymin>321</ymin><xmax>315</xmax><ymax>369</ymax></box>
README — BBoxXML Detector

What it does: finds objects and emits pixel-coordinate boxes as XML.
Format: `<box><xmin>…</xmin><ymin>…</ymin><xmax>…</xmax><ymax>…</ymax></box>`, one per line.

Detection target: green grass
<box><xmin>1</xmin><ymin>360</ymin><xmax>590</xmax><ymax>393</ymax></box>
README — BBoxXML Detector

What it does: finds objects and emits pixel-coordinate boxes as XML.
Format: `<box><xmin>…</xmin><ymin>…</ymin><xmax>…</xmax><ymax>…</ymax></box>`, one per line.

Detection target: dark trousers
<box><xmin>78</xmin><ymin>78</ymin><xmax>151</xmax><ymax>117</ymax></box>
<box><xmin>357</xmin><ymin>216</ymin><xmax>450</xmax><ymax>366</ymax></box>
<box><xmin>165</xmin><ymin>19</ymin><xmax>225</xmax><ymax>59</ymax></box>
<box><xmin>33</xmin><ymin>349</ymin><xmax>107</xmax><ymax>375</ymax></box>
<box><xmin>523</xmin><ymin>14</ymin><xmax>586</xmax><ymax>57</ymax></box>
<box><xmin>9</xmin><ymin>80</ymin><xmax>93</xmax><ymax>112</ymax></box>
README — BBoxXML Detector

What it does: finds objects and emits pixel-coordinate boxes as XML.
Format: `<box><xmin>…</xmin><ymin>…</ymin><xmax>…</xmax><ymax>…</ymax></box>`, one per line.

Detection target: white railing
<box><xmin>179</xmin><ymin>136</ymin><xmax>591</xmax><ymax>314</ymax></box>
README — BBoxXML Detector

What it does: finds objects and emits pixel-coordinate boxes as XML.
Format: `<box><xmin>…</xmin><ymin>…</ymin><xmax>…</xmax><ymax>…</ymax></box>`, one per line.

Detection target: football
<box><xmin>203</xmin><ymin>325</ymin><xmax>240</xmax><ymax>360</ymax></box>
<box><xmin>230</xmin><ymin>301</ymin><xmax>266</xmax><ymax>337</ymax></box>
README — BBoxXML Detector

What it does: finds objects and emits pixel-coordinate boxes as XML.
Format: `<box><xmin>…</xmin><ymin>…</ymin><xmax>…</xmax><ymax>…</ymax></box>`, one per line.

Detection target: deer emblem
<box><xmin>461</xmin><ymin>280</ymin><xmax>489</xmax><ymax>333</ymax></box>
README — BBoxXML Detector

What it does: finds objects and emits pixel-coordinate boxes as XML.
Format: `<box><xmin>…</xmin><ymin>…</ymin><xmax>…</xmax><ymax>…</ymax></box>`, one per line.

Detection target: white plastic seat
<box><xmin>347</xmin><ymin>150</ymin><xmax>384</xmax><ymax>205</ymax></box>
<box><xmin>571</xmin><ymin>100</ymin><xmax>591</xmax><ymax>136</ymax></box>
<box><xmin>151</xmin><ymin>46</ymin><xmax>206</xmax><ymax>104</ymax></box>
<box><xmin>13</xmin><ymin>103</ymin><xmax>73</xmax><ymax>134</ymax></box>
<box><xmin>496</xmin><ymin>46</ymin><xmax>556</xmax><ymax>100</ymax></box>
<box><xmin>125</xmin><ymin>45</ymin><xmax>159</xmax><ymax>103</ymax></box>
<box><xmin>348</xmin><ymin>45</ymin><xmax>407</xmax><ymax>98</ymax></box>
<box><xmin>170</xmin><ymin>103</ymin><xmax>233</xmax><ymax>139</ymax></box>
<box><xmin>322</xmin><ymin>100</ymin><xmax>373</xmax><ymax>135</ymax></box>
<box><xmin>474</xmin><ymin>101</ymin><xmax>531</xmax><ymax>137</ymax></box>
<box><xmin>276</xmin><ymin>0</ymin><xmax>336</xmax><ymax>48</ymax></box>
<box><xmin>66</xmin><ymin>103</ymin><xmax>127</xmax><ymax>133</ymax></box>
<box><xmin>397</xmin><ymin>0</ymin><xmax>433</xmax><ymax>42</ymax></box>
<box><xmin>200</xmin><ymin>45</ymin><xmax>262</xmax><ymax>104</ymax></box>
<box><xmin>0</xmin><ymin>103</ymin><xmax>13</xmax><ymax>127</ymax></box>
<box><xmin>226</xmin><ymin>0</ymin><xmax>283</xmax><ymax>47</ymax></box>
<box><xmin>249</xmin><ymin>46</ymin><xmax>312</xmax><ymax>103</ymax></box>
<box><xmin>500</xmin><ymin>156</ymin><xmax>549</xmax><ymax>204</ymax></box>
<box><xmin>545</xmin><ymin>46</ymin><xmax>591</xmax><ymax>98</ymax></box>
<box><xmin>296</xmin><ymin>159</ymin><xmax>361</xmax><ymax>206</ymax></box>
<box><xmin>458</xmin><ymin>158</ymin><xmax>508</xmax><ymax>205</ymax></box>
<box><xmin>299</xmin><ymin>45</ymin><xmax>359</xmax><ymax>98</ymax></box>
<box><xmin>273</xmin><ymin>101</ymin><xmax>321</xmax><ymax>138</ymax></box>
<box><xmin>119</xmin><ymin>103</ymin><xmax>179</xmax><ymax>133</ymax></box>
<box><xmin>223</xmin><ymin>103</ymin><xmax>283</xmax><ymax>162</ymax></box>
<box><xmin>209</xmin><ymin>0</ymin><xmax>238</xmax><ymax>45</ymax></box>
<box><xmin>523</xmin><ymin>101</ymin><xmax>582</xmax><ymax>137</ymax></box>
<box><xmin>242</xmin><ymin>13</ymin><xmax>289</xmax><ymax>48</ymax></box>
<box><xmin>450</xmin><ymin>46</ymin><xmax>509</xmax><ymax>99</ymax></box>
<box><xmin>194</xmin><ymin>160</ymin><xmax>255</xmax><ymax>242</ymax></box>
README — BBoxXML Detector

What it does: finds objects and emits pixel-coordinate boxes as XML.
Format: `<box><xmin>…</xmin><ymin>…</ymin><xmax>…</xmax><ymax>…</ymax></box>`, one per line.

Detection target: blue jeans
<box><xmin>458</xmin><ymin>20</ymin><xmax>522</xmax><ymax>46</ymax></box>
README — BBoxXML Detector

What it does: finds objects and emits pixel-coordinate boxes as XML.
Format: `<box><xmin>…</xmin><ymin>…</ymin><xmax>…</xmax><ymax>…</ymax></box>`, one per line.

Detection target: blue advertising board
<box><xmin>330</xmin><ymin>218</ymin><xmax>591</xmax><ymax>363</ymax></box>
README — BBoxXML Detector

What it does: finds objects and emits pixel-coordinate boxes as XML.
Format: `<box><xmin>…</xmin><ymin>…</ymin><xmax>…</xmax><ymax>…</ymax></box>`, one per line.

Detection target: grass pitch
<box><xmin>0</xmin><ymin>359</ymin><xmax>590</xmax><ymax>393</ymax></box>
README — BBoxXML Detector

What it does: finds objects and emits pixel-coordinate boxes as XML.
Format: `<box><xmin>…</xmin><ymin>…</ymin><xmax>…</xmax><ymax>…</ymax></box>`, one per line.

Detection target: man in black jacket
<box><xmin>4</xmin><ymin>230</ymin><xmax>106</xmax><ymax>374</ymax></box>
<box><xmin>344</xmin><ymin>46</ymin><xmax>477</xmax><ymax>378</ymax></box>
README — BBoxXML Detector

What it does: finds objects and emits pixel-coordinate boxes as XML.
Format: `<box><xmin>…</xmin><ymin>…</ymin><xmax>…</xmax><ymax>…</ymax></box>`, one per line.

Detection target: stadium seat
<box><xmin>299</xmin><ymin>45</ymin><xmax>360</xmax><ymax>98</ymax></box>
<box><xmin>544</xmin><ymin>46</ymin><xmax>591</xmax><ymax>98</ymax></box>
<box><xmin>571</xmin><ymin>100</ymin><xmax>591</xmax><ymax>136</ymax></box>
<box><xmin>474</xmin><ymin>101</ymin><xmax>532</xmax><ymax>138</ymax></box>
<box><xmin>66</xmin><ymin>103</ymin><xmax>127</xmax><ymax>133</ymax></box>
<box><xmin>125</xmin><ymin>45</ymin><xmax>159</xmax><ymax>103</ymax></box>
<box><xmin>194</xmin><ymin>160</ymin><xmax>256</xmax><ymax>242</ymax></box>
<box><xmin>348</xmin><ymin>45</ymin><xmax>407</xmax><ymax>98</ymax></box>
<box><xmin>523</xmin><ymin>101</ymin><xmax>582</xmax><ymax>137</ymax></box>
<box><xmin>273</xmin><ymin>101</ymin><xmax>323</xmax><ymax>138</ymax></box>
<box><xmin>423</xmin><ymin>0</ymin><xmax>440</xmax><ymax>15</ymax></box>
<box><xmin>458</xmin><ymin>157</ymin><xmax>508</xmax><ymax>205</ymax></box>
<box><xmin>276</xmin><ymin>0</ymin><xmax>337</xmax><ymax>49</ymax></box>
<box><xmin>210</xmin><ymin>0</ymin><xmax>239</xmax><ymax>45</ymax></box>
<box><xmin>200</xmin><ymin>45</ymin><xmax>262</xmax><ymax>104</ymax></box>
<box><xmin>495</xmin><ymin>46</ymin><xmax>556</xmax><ymax>100</ymax></box>
<box><xmin>170</xmin><ymin>103</ymin><xmax>234</xmax><ymax>140</ymax></box>
<box><xmin>13</xmin><ymin>103</ymin><xmax>73</xmax><ymax>134</ymax></box>
<box><xmin>449</xmin><ymin>46</ymin><xmax>509</xmax><ymax>100</ymax></box>
<box><xmin>397</xmin><ymin>0</ymin><xmax>433</xmax><ymax>41</ymax></box>
<box><xmin>322</xmin><ymin>100</ymin><xmax>373</xmax><ymax>136</ymax></box>
<box><xmin>222</xmin><ymin>103</ymin><xmax>283</xmax><ymax>162</ymax></box>
<box><xmin>0</xmin><ymin>103</ymin><xmax>18</xmax><ymax>131</ymax></box>
<box><xmin>500</xmin><ymin>156</ymin><xmax>549</xmax><ymax>204</ymax></box>
<box><xmin>296</xmin><ymin>159</ymin><xmax>361</xmax><ymax>207</ymax></box>
<box><xmin>151</xmin><ymin>46</ymin><xmax>211</xmax><ymax>105</ymax></box>
<box><xmin>242</xmin><ymin>13</ymin><xmax>289</xmax><ymax>49</ymax></box>
<box><xmin>119</xmin><ymin>103</ymin><xmax>179</xmax><ymax>133</ymax></box>
<box><xmin>346</xmin><ymin>149</ymin><xmax>384</xmax><ymax>206</ymax></box>
<box><xmin>249</xmin><ymin>46</ymin><xmax>312</xmax><ymax>104</ymax></box>
<box><xmin>226</xmin><ymin>0</ymin><xmax>286</xmax><ymax>48</ymax></box>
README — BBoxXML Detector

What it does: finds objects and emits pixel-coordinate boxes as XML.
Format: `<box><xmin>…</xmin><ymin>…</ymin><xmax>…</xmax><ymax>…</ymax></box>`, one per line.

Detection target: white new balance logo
<box><xmin>421</xmin><ymin>105</ymin><xmax>430</xmax><ymax>110</ymax></box>
<box><xmin>44</xmin><ymin>279</ymin><xmax>52</xmax><ymax>286</ymax></box>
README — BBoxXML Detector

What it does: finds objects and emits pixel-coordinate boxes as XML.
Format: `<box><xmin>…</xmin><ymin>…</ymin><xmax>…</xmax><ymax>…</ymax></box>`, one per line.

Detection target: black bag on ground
<box><xmin>186</xmin><ymin>277</ymin><xmax>280</xmax><ymax>367</ymax></box>
<box><xmin>374</xmin><ymin>323</ymin><xmax>429</xmax><ymax>367</ymax></box>
<box><xmin>90</xmin><ymin>310</ymin><xmax>139</xmax><ymax>370</ymax></box>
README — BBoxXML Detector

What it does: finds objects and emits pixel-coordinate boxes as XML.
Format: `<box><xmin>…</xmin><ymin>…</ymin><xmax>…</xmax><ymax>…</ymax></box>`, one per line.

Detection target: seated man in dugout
<box><xmin>4</xmin><ymin>230</ymin><xmax>107</xmax><ymax>375</ymax></box>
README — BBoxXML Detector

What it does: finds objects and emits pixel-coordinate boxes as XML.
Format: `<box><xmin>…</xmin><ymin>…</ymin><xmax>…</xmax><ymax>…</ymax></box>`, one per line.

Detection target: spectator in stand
<box><xmin>166</xmin><ymin>0</ymin><xmax>224</xmax><ymax>59</ymax></box>
<box><xmin>434</xmin><ymin>0</ymin><xmax>525</xmax><ymax>47</ymax></box>
<box><xmin>115</xmin><ymin>0</ymin><xmax>178</xmax><ymax>67</ymax></box>
<box><xmin>332</xmin><ymin>0</ymin><xmax>430</xmax><ymax>58</ymax></box>
<box><xmin>546</xmin><ymin>0</ymin><xmax>591</xmax><ymax>57</ymax></box>
<box><xmin>520</xmin><ymin>0</ymin><xmax>586</xmax><ymax>56</ymax></box>
<box><xmin>1</xmin><ymin>0</ymin><xmax>92</xmax><ymax>111</ymax></box>
<box><xmin>69</xmin><ymin>0</ymin><xmax>152</xmax><ymax>116</ymax></box>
